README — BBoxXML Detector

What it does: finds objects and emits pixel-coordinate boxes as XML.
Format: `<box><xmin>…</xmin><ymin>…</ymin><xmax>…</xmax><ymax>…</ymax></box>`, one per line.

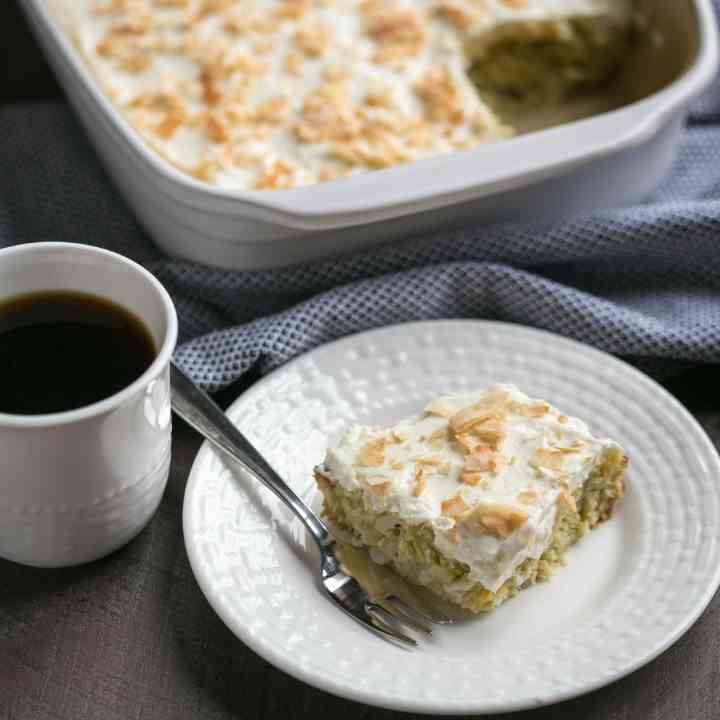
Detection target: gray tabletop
<box><xmin>1</xmin><ymin>369</ymin><xmax>719</xmax><ymax>720</ymax></box>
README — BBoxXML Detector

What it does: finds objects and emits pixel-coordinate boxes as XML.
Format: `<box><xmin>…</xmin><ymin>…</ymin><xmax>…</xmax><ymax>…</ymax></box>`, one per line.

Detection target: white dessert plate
<box><xmin>183</xmin><ymin>321</ymin><xmax>720</xmax><ymax>714</ymax></box>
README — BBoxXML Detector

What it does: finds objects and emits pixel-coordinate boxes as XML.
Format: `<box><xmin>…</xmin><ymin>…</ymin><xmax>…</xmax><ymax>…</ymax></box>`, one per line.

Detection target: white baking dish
<box><xmin>22</xmin><ymin>0</ymin><xmax>719</xmax><ymax>270</ymax></box>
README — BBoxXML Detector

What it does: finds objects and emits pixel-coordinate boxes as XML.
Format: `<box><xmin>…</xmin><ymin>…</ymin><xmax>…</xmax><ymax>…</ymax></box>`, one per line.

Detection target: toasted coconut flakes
<box><xmin>453</xmin><ymin>434</ymin><xmax>486</xmax><ymax>455</ymax></box>
<box><xmin>120</xmin><ymin>51</ymin><xmax>152</xmax><ymax>73</ymax></box>
<box><xmin>441</xmin><ymin>493</ymin><xmax>468</xmax><ymax>518</ymax></box>
<box><xmin>323</xmin><ymin>64</ymin><xmax>349</xmax><ymax>83</ymax></box>
<box><xmin>275</xmin><ymin>0</ymin><xmax>312</xmax><ymax>20</ymax></box>
<box><xmin>206</xmin><ymin>113</ymin><xmax>229</xmax><ymax>142</ymax></box>
<box><xmin>464</xmin><ymin>448</ymin><xmax>494</xmax><ymax>472</ymax></box>
<box><xmin>367</xmin><ymin>481</ymin><xmax>391</xmax><ymax>496</ymax></box>
<box><xmin>155</xmin><ymin>114</ymin><xmax>184</xmax><ymax>138</ymax></box>
<box><xmin>391</xmin><ymin>430</ymin><xmax>409</xmax><ymax>443</ymax></box>
<box><xmin>199</xmin><ymin>69</ymin><xmax>222</xmax><ymax>105</ymax></box>
<box><xmin>252</xmin><ymin>97</ymin><xmax>290</xmax><ymax>125</ymax></box>
<box><xmin>479</xmin><ymin>515</ymin><xmax>513</xmax><ymax>538</ymax></box>
<box><xmin>471</xmin><ymin>417</ymin><xmax>506</xmax><ymax>448</ymax></box>
<box><xmin>516</xmin><ymin>402</ymin><xmax>551</xmax><ymax>418</ymax></box>
<box><xmin>318</xmin><ymin>166</ymin><xmax>341</xmax><ymax>183</ymax></box>
<box><xmin>423</xmin><ymin>399</ymin><xmax>456</xmax><ymax>418</ymax></box>
<box><xmin>556</xmin><ymin>445</ymin><xmax>581</xmax><ymax>455</ymax></box>
<box><xmin>93</xmin><ymin>0</ymin><xmax>123</xmax><ymax>15</ymax></box>
<box><xmin>469</xmin><ymin>448</ymin><xmax>506</xmax><ymax>474</ymax></box>
<box><xmin>294</xmin><ymin>82</ymin><xmax>358</xmax><ymax>144</ymax></box>
<box><xmin>128</xmin><ymin>91</ymin><xmax>188</xmax><ymax>137</ymax></box>
<box><xmin>412</xmin><ymin>467</ymin><xmax>427</xmax><ymax>497</ymax></box>
<box><xmin>449</xmin><ymin>393</ymin><xmax>509</xmax><ymax>435</ymax></box>
<box><xmin>447</xmin><ymin>526</ymin><xmax>461</xmax><ymax>544</ymax></box>
<box><xmin>356</xmin><ymin>438</ymin><xmax>387</xmax><ymax>467</ymax></box>
<box><xmin>254</xmin><ymin>39</ymin><xmax>277</xmax><ymax>56</ymax></box>
<box><xmin>364</xmin><ymin>2</ymin><xmax>426</xmax><ymax>62</ymax></box>
<box><xmin>558</xmin><ymin>415</ymin><xmax>569</xmax><ymax>424</ymax></box>
<box><xmin>390</xmin><ymin>461</ymin><xmax>404</xmax><ymax>471</ymax></box>
<box><xmin>518</xmin><ymin>490</ymin><xmax>538</xmax><ymax>505</ymax></box>
<box><xmin>463</xmin><ymin>504</ymin><xmax>528</xmax><ymax>539</ymax></box>
<box><xmin>435</xmin><ymin>0</ymin><xmax>486</xmax><ymax>30</ymax></box>
<box><xmin>427</xmin><ymin>426</ymin><xmax>449</xmax><ymax>442</ymax></box>
<box><xmin>284</xmin><ymin>50</ymin><xmax>304</xmax><ymax>74</ymax></box>
<box><xmin>109</xmin><ymin>20</ymin><xmax>148</xmax><ymax>36</ymax></box>
<box><xmin>195</xmin><ymin>0</ymin><xmax>233</xmax><ymax>21</ymax></box>
<box><xmin>455</xmin><ymin>427</ymin><xmax>504</xmax><ymax>454</ymax></box>
<box><xmin>449</xmin><ymin>404</ymin><xmax>491</xmax><ymax>435</ymax></box>
<box><xmin>559</xmin><ymin>489</ymin><xmax>578</xmax><ymax>513</ymax></box>
<box><xmin>491</xmin><ymin>453</ymin><xmax>507</xmax><ymax>475</ymax></box>
<box><xmin>415</xmin><ymin>65</ymin><xmax>466</xmax><ymax>125</ymax></box>
<box><xmin>452</xmin><ymin>436</ymin><xmax>471</xmax><ymax>455</ymax></box>
<box><xmin>254</xmin><ymin>160</ymin><xmax>296</xmax><ymax>190</ymax></box>
<box><xmin>295</xmin><ymin>21</ymin><xmax>329</xmax><ymax>56</ymax></box>
<box><xmin>331</xmin><ymin>138</ymin><xmax>414</xmax><ymax>169</ymax></box>
<box><xmin>364</xmin><ymin>86</ymin><xmax>394</xmax><ymax>108</ymax></box>
<box><xmin>417</xmin><ymin>456</ymin><xmax>442</xmax><ymax>466</ymax></box>
<box><xmin>128</xmin><ymin>91</ymin><xmax>183</xmax><ymax>113</ymax></box>
<box><xmin>192</xmin><ymin>159</ymin><xmax>220</xmax><ymax>181</ymax></box>
<box><xmin>459</xmin><ymin>470</ymin><xmax>486</xmax><ymax>487</ymax></box>
<box><xmin>530</xmin><ymin>447</ymin><xmax>566</xmax><ymax>471</ymax></box>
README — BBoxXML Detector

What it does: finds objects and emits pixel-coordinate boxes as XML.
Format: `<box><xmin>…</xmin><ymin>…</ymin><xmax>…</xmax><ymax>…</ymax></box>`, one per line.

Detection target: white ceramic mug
<box><xmin>0</xmin><ymin>243</ymin><xmax>178</xmax><ymax>567</ymax></box>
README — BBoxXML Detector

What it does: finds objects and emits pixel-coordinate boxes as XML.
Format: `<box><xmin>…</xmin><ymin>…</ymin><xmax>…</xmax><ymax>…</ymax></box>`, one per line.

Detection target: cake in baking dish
<box><xmin>54</xmin><ymin>0</ymin><xmax>635</xmax><ymax>190</ymax></box>
<box><xmin>315</xmin><ymin>384</ymin><xmax>627</xmax><ymax>612</ymax></box>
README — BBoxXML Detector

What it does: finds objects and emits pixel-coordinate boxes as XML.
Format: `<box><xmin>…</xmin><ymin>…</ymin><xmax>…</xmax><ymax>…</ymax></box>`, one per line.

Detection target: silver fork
<box><xmin>171</xmin><ymin>362</ymin><xmax>452</xmax><ymax>646</ymax></box>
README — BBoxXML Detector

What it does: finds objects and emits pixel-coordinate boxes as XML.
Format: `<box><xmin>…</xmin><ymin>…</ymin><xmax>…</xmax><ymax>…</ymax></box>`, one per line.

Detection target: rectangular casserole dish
<box><xmin>22</xmin><ymin>0</ymin><xmax>719</xmax><ymax>270</ymax></box>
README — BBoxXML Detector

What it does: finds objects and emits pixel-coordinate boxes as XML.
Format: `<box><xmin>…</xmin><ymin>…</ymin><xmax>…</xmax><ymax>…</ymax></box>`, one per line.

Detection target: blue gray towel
<box><xmin>1</xmin><ymin>57</ymin><xmax>720</xmax><ymax>390</ymax></box>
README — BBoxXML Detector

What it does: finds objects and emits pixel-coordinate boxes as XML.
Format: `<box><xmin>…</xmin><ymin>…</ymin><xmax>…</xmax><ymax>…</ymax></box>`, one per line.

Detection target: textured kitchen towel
<box><xmin>1</xmin><ymin>61</ymin><xmax>720</xmax><ymax>390</ymax></box>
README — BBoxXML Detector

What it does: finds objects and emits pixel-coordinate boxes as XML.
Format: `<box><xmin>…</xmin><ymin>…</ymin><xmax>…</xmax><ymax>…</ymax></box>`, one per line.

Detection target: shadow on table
<box><xmin>168</xmin><ymin>580</ymin><xmax>718</xmax><ymax>720</ymax></box>
<box><xmin>0</xmin><ymin>525</ymin><xmax>154</xmax><ymax>604</ymax></box>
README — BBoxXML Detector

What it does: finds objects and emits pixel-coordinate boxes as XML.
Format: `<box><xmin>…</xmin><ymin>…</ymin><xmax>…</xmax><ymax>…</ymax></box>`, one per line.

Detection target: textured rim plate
<box><xmin>183</xmin><ymin>321</ymin><xmax>720</xmax><ymax>714</ymax></box>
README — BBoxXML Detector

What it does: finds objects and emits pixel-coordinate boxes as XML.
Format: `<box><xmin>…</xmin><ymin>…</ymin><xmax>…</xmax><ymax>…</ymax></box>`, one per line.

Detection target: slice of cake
<box><xmin>315</xmin><ymin>384</ymin><xmax>627</xmax><ymax>613</ymax></box>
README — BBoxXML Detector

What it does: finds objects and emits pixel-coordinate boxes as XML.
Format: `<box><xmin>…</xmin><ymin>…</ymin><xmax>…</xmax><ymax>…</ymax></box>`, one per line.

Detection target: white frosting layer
<box><xmin>321</xmin><ymin>384</ymin><xmax>623</xmax><ymax>593</ymax></box>
<box><xmin>49</xmin><ymin>0</ymin><xmax>632</xmax><ymax>190</ymax></box>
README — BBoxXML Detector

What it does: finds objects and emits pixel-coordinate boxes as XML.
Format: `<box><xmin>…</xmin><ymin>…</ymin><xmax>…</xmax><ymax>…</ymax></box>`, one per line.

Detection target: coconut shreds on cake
<box><xmin>53</xmin><ymin>0</ymin><xmax>635</xmax><ymax>190</ymax></box>
<box><xmin>315</xmin><ymin>384</ymin><xmax>627</xmax><ymax>613</ymax></box>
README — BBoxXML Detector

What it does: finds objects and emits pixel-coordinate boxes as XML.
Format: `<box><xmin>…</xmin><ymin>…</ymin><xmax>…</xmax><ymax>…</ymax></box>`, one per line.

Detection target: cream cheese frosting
<box><xmin>319</xmin><ymin>384</ymin><xmax>623</xmax><ymax>593</ymax></box>
<box><xmin>50</xmin><ymin>0</ymin><xmax>633</xmax><ymax>190</ymax></box>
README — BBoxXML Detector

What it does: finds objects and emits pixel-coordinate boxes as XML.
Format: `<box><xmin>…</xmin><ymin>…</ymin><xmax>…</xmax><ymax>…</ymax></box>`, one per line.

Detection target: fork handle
<box><xmin>170</xmin><ymin>362</ymin><xmax>332</xmax><ymax>550</ymax></box>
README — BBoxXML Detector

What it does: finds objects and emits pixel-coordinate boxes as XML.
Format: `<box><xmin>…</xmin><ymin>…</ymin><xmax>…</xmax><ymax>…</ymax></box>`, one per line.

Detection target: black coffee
<box><xmin>0</xmin><ymin>291</ymin><xmax>156</xmax><ymax>415</ymax></box>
